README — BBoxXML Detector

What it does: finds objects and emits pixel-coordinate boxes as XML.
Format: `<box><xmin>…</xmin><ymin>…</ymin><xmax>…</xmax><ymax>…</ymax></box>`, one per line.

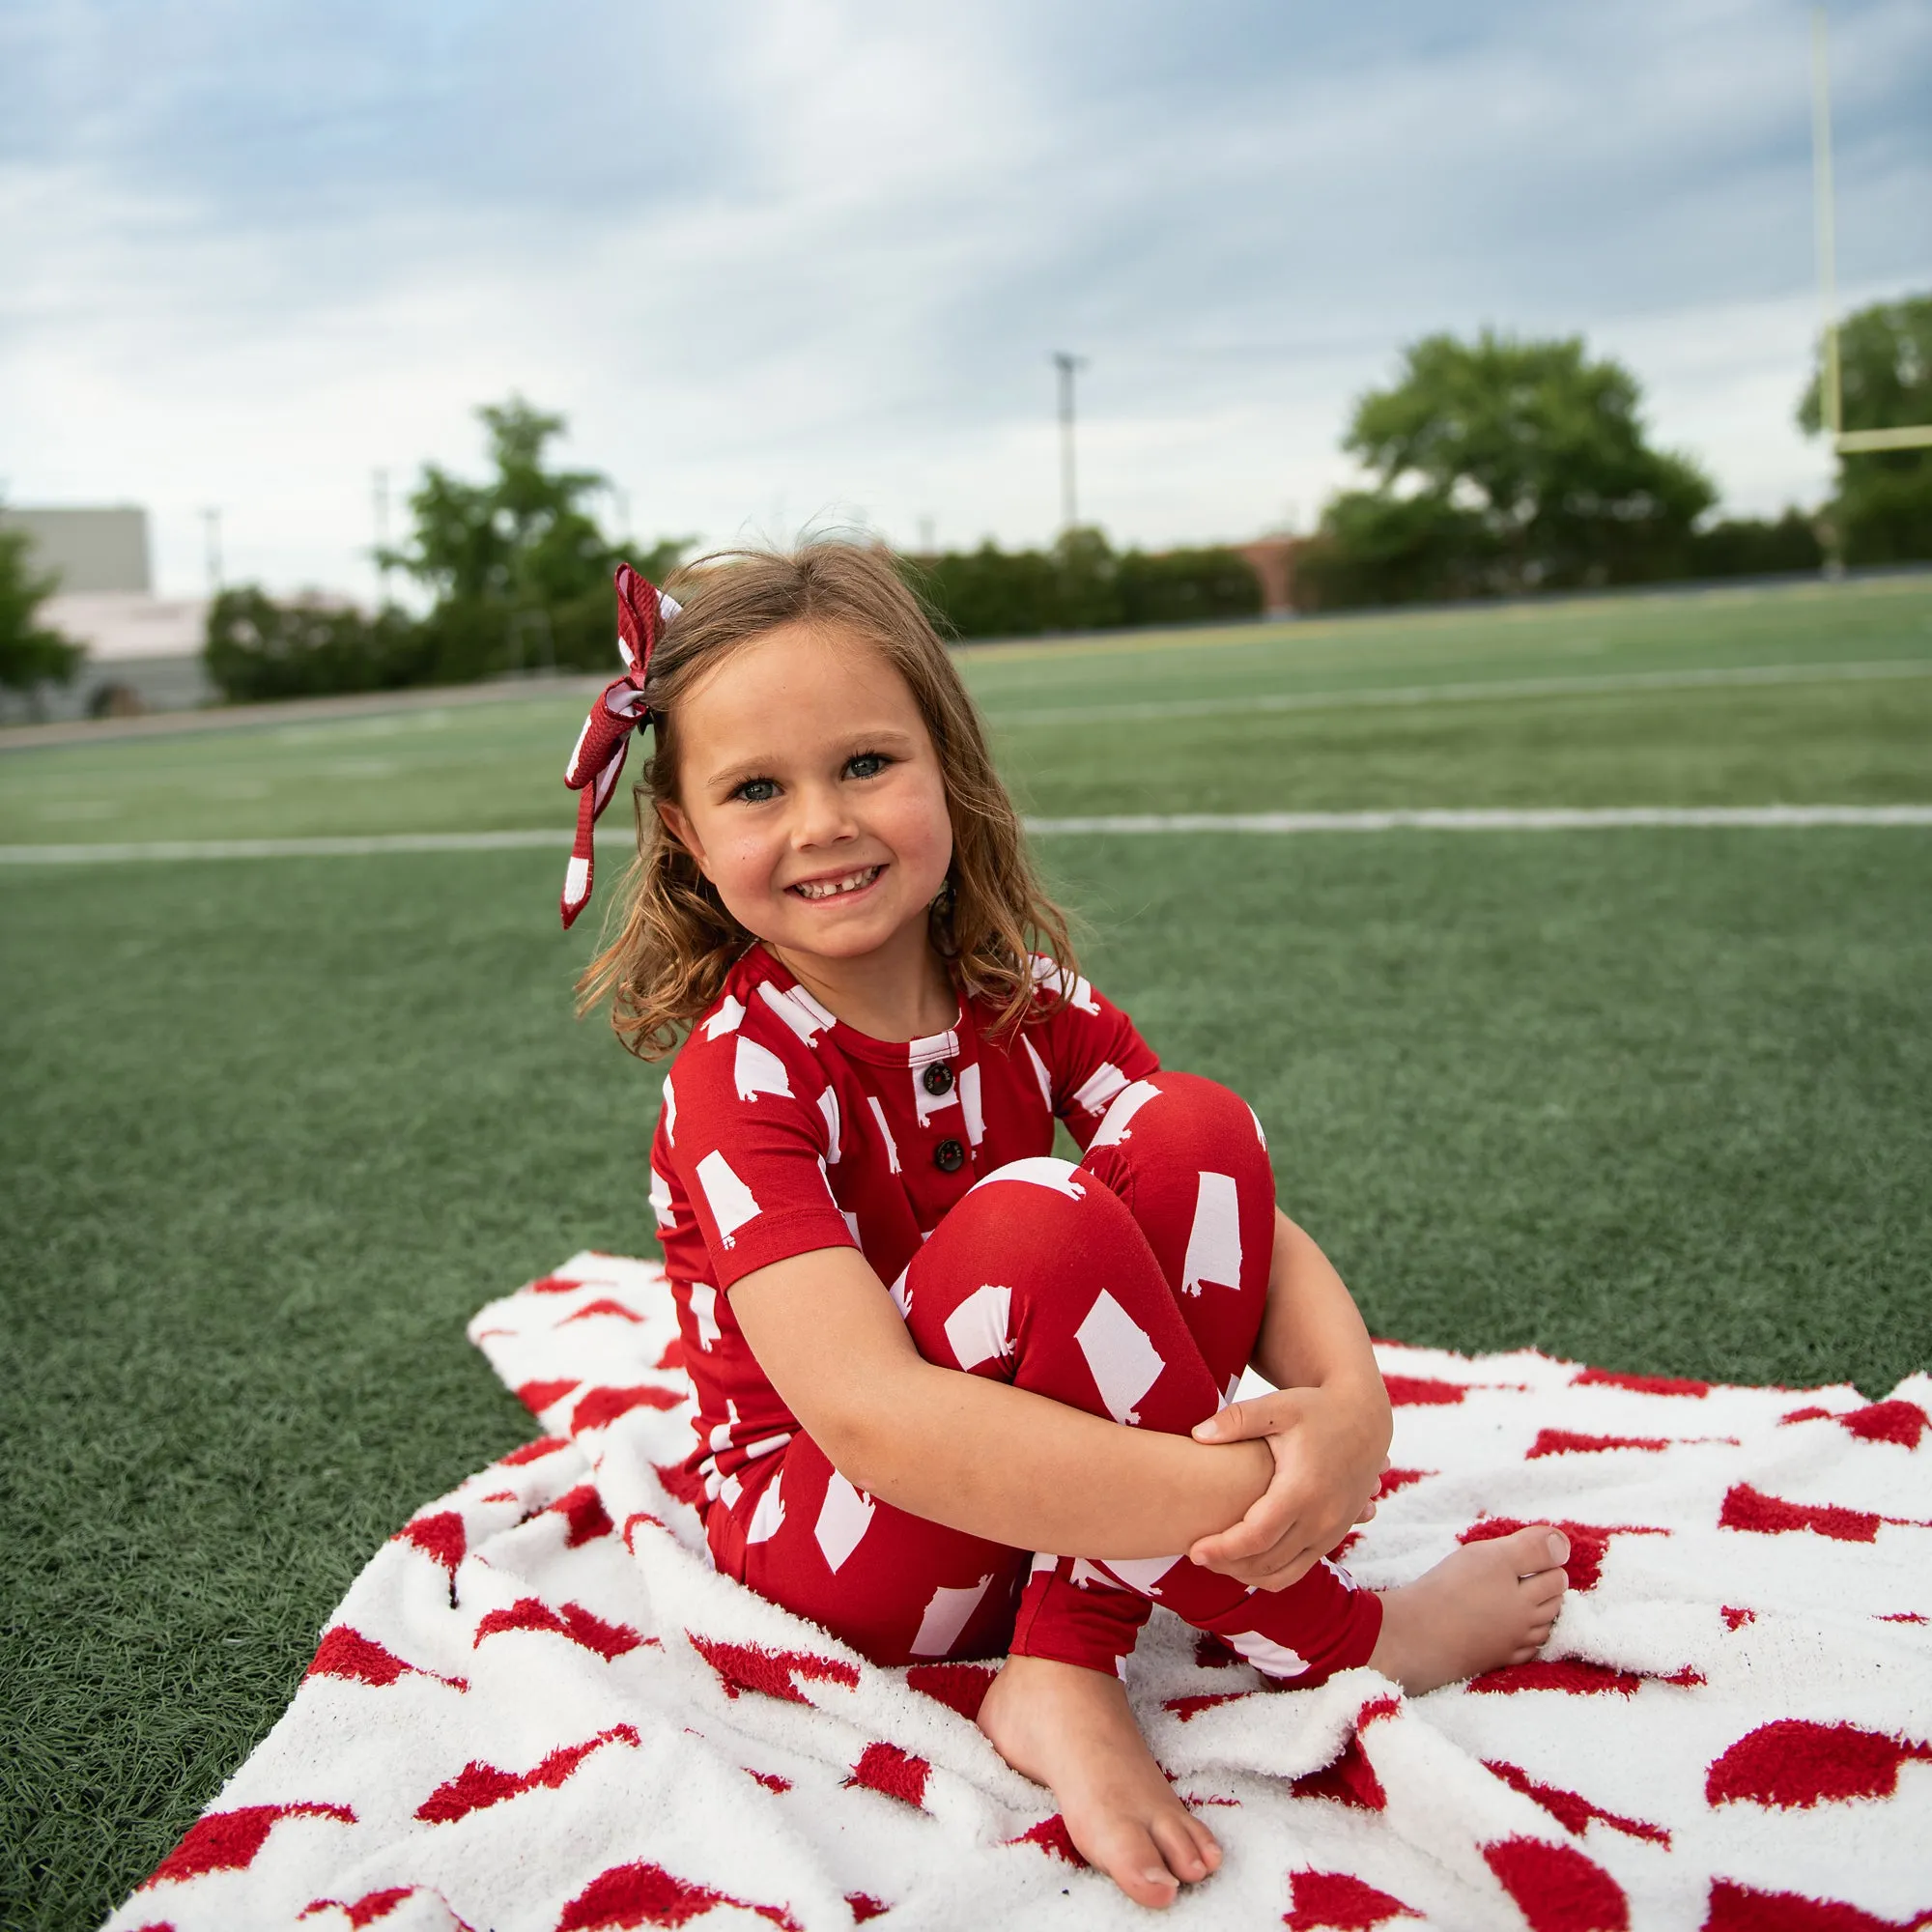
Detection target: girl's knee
<box><xmin>903</xmin><ymin>1156</ymin><xmax>1150</xmax><ymax>1365</ymax></box>
<box><xmin>1080</xmin><ymin>1073</ymin><xmax>1277</xmax><ymax>1316</ymax></box>
<box><xmin>958</xmin><ymin>1156</ymin><xmax>1143</xmax><ymax>1244</ymax></box>
<box><xmin>1088</xmin><ymin>1070</ymin><xmax>1270</xmax><ymax>1178</ymax></box>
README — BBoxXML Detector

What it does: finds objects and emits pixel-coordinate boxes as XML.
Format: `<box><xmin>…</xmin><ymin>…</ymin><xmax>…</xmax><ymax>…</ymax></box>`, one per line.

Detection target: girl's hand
<box><xmin>1182</xmin><ymin>1386</ymin><xmax>1388</xmax><ymax>1591</ymax></box>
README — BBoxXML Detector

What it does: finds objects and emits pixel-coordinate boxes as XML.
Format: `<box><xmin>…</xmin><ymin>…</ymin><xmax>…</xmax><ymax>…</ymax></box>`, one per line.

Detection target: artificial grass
<box><xmin>5</xmin><ymin>572</ymin><xmax>1932</xmax><ymax>1926</ymax></box>
<box><xmin>6</xmin><ymin>828</ymin><xmax>1931</xmax><ymax>1927</ymax></box>
<box><xmin>4</xmin><ymin>575</ymin><xmax>1930</xmax><ymax>846</ymax></box>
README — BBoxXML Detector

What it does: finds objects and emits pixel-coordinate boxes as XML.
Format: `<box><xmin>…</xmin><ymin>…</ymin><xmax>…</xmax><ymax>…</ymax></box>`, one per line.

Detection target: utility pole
<box><xmin>1053</xmin><ymin>352</ymin><xmax>1087</xmax><ymax>535</ymax></box>
<box><xmin>372</xmin><ymin>468</ymin><xmax>392</xmax><ymax>605</ymax></box>
<box><xmin>201</xmin><ymin>507</ymin><xmax>223</xmax><ymax>595</ymax></box>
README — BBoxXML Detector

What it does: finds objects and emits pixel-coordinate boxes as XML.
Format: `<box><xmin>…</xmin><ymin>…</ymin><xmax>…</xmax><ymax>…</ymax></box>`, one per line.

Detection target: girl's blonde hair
<box><xmin>578</xmin><ymin>542</ymin><xmax>1076</xmax><ymax>1059</ymax></box>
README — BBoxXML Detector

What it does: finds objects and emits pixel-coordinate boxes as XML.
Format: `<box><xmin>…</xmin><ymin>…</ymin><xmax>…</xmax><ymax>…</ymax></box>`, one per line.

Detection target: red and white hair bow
<box><xmin>560</xmin><ymin>561</ymin><xmax>682</xmax><ymax>928</ymax></box>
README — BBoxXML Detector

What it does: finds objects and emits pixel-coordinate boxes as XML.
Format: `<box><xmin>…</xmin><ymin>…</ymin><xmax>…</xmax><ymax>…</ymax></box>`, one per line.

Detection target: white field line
<box><xmin>980</xmin><ymin>657</ymin><xmax>1932</xmax><ymax>728</ymax></box>
<box><xmin>4</xmin><ymin>807</ymin><xmax>1932</xmax><ymax>866</ymax></box>
<box><xmin>1025</xmin><ymin>807</ymin><xmax>1932</xmax><ymax>835</ymax></box>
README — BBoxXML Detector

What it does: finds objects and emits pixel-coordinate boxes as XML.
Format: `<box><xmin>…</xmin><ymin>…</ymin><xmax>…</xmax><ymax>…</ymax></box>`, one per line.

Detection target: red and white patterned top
<box><xmin>650</xmin><ymin>943</ymin><xmax>1159</xmax><ymax>1504</ymax></box>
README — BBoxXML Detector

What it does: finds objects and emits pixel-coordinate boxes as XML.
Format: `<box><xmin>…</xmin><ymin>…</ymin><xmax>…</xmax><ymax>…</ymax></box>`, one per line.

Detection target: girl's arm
<box><xmin>1183</xmin><ymin>1209</ymin><xmax>1393</xmax><ymax>1589</ymax></box>
<box><xmin>729</xmin><ymin>1247</ymin><xmax>1274</xmax><ymax>1558</ymax></box>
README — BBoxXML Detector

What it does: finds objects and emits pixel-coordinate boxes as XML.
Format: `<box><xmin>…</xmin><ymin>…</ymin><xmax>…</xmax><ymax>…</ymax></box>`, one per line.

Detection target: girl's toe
<box><xmin>1085</xmin><ymin>1819</ymin><xmax>1181</xmax><ymax>1909</ymax></box>
<box><xmin>1150</xmin><ymin>1809</ymin><xmax>1216</xmax><ymax>1884</ymax></box>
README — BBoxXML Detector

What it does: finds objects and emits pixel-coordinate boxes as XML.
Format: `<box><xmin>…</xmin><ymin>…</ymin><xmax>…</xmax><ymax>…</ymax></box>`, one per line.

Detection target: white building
<box><xmin>0</xmin><ymin>506</ymin><xmax>213</xmax><ymax>717</ymax></box>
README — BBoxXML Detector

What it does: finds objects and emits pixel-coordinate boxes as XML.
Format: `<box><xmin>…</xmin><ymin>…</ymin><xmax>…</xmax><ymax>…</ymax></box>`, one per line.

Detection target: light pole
<box><xmin>201</xmin><ymin>507</ymin><xmax>223</xmax><ymax>595</ymax></box>
<box><xmin>372</xmin><ymin>468</ymin><xmax>392</xmax><ymax>605</ymax></box>
<box><xmin>1053</xmin><ymin>352</ymin><xmax>1087</xmax><ymax>535</ymax></box>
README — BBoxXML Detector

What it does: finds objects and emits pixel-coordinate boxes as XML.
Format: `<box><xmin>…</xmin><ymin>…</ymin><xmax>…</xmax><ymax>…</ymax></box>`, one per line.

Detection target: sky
<box><xmin>2</xmin><ymin>0</ymin><xmax>1928</xmax><ymax>600</ymax></box>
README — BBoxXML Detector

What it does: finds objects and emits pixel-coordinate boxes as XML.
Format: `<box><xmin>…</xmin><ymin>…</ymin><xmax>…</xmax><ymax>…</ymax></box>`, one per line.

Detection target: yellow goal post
<box><xmin>1812</xmin><ymin>8</ymin><xmax>1932</xmax><ymax>454</ymax></box>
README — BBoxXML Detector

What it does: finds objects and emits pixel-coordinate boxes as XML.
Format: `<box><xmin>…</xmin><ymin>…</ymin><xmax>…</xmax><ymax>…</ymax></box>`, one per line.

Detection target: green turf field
<box><xmin>5</xmin><ymin>574</ymin><xmax>1931</xmax><ymax>843</ymax></box>
<box><xmin>5</xmin><ymin>576</ymin><xmax>1931</xmax><ymax>1927</ymax></box>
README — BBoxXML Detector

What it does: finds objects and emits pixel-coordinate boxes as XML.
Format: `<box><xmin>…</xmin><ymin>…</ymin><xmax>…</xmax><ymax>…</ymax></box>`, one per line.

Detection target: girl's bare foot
<box><xmin>978</xmin><ymin>1653</ymin><xmax>1222</xmax><ymax>1910</ymax></box>
<box><xmin>1368</xmin><ymin>1525</ymin><xmax>1571</xmax><ymax>1694</ymax></box>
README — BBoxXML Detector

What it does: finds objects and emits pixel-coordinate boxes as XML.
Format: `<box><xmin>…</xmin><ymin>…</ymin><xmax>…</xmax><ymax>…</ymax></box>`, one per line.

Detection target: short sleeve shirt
<box><xmin>649</xmin><ymin>944</ymin><xmax>1159</xmax><ymax>1503</ymax></box>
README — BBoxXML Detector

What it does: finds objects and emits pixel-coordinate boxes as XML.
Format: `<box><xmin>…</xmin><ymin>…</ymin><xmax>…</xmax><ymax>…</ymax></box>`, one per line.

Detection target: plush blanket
<box><xmin>108</xmin><ymin>1253</ymin><xmax>1932</xmax><ymax>1932</ymax></box>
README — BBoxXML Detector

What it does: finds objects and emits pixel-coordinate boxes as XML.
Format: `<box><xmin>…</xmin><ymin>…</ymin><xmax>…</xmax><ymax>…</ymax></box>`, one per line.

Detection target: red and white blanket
<box><xmin>108</xmin><ymin>1253</ymin><xmax>1932</xmax><ymax>1931</ymax></box>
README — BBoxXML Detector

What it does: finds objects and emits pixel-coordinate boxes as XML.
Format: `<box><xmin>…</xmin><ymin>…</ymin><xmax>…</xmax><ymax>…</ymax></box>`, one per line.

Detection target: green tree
<box><xmin>385</xmin><ymin>398</ymin><xmax>689</xmax><ymax>676</ymax></box>
<box><xmin>0</xmin><ymin>520</ymin><xmax>82</xmax><ymax>703</ymax></box>
<box><xmin>905</xmin><ymin>530</ymin><xmax>1259</xmax><ymax>639</ymax></box>
<box><xmin>204</xmin><ymin>588</ymin><xmax>429</xmax><ymax>703</ymax></box>
<box><xmin>1800</xmin><ymin>295</ymin><xmax>1932</xmax><ymax>564</ymax></box>
<box><xmin>1301</xmin><ymin>330</ymin><xmax>1717</xmax><ymax>608</ymax></box>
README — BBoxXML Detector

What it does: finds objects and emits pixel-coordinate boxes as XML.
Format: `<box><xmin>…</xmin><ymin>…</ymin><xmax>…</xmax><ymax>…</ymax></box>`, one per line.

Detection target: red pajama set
<box><xmin>651</xmin><ymin>944</ymin><xmax>1382</xmax><ymax>1683</ymax></box>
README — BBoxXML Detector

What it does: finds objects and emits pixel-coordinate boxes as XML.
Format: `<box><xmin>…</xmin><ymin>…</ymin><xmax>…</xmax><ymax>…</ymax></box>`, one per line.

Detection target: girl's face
<box><xmin>657</xmin><ymin>620</ymin><xmax>954</xmax><ymax>973</ymax></box>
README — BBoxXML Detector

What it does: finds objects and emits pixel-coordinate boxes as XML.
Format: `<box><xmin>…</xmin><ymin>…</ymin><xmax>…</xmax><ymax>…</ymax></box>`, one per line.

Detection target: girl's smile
<box><xmin>787</xmin><ymin>862</ymin><xmax>886</xmax><ymax>902</ymax></box>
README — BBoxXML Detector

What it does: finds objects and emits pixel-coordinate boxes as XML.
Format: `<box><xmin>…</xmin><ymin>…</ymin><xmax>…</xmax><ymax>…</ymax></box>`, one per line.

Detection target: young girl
<box><xmin>568</xmin><ymin>545</ymin><xmax>1569</xmax><ymax>1910</ymax></box>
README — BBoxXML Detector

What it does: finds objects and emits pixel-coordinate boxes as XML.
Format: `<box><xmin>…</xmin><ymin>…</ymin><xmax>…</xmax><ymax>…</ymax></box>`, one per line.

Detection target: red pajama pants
<box><xmin>704</xmin><ymin>1072</ymin><xmax>1383</xmax><ymax>1683</ymax></box>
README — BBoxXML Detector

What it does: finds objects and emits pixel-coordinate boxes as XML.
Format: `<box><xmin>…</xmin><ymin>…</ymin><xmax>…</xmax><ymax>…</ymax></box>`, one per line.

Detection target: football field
<box><xmin>5</xmin><ymin>574</ymin><xmax>1932</xmax><ymax>1925</ymax></box>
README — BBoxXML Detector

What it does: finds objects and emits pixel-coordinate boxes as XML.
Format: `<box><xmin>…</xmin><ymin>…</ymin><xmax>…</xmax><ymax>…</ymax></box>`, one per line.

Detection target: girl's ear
<box><xmin>657</xmin><ymin>799</ymin><xmax>711</xmax><ymax>881</ymax></box>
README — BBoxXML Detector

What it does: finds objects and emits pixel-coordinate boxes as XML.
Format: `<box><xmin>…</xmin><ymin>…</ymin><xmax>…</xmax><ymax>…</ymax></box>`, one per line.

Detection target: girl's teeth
<box><xmin>796</xmin><ymin>867</ymin><xmax>879</xmax><ymax>900</ymax></box>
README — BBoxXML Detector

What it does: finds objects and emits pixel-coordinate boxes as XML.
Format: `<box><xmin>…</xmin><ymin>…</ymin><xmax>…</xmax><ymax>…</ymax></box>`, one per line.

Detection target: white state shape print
<box><xmin>842</xmin><ymin>1209</ymin><xmax>863</xmax><ymax>1252</ymax></box>
<box><xmin>696</xmin><ymin>1150</ymin><xmax>760</xmax><ymax>1245</ymax></box>
<box><xmin>758</xmin><ymin>980</ymin><xmax>834</xmax><ymax>1046</ymax></box>
<box><xmin>958</xmin><ymin>1062</ymin><xmax>984</xmax><ymax>1147</ymax></box>
<box><xmin>1067</xmin><ymin>1557</ymin><xmax>1122</xmax><ymax>1590</ymax></box>
<box><xmin>746</xmin><ymin>1470</ymin><xmax>785</xmax><ymax>1545</ymax></box>
<box><xmin>1031</xmin><ymin>955</ymin><xmax>1100</xmax><ymax>1014</ymax></box>
<box><xmin>910</xmin><ymin>1575</ymin><xmax>994</xmax><ymax>1657</ymax></box>
<box><xmin>1227</xmin><ymin>1630</ymin><xmax>1310</xmax><ymax>1678</ymax></box>
<box><xmin>1099</xmin><ymin>1553</ymin><xmax>1182</xmax><ymax>1597</ymax></box>
<box><xmin>888</xmin><ymin>1265</ymin><xmax>912</xmax><ymax>1318</ymax></box>
<box><xmin>1246</xmin><ymin>1102</ymin><xmax>1268</xmax><ymax>1151</ymax></box>
<box><xmin>1071</xmin><ymin>1062</ymin><xmax>1129</xmax><ymax>1118</ymax></box>
<box><xmin>817</xmin><ymin>1086</ymin><xmax>841</xmax><ymax>1163</ymax></box>
<box><xmin>1020</xmin><ymin>1035</ymin><xmax>1054</xmax><ymax>1111</ymax></box>
<box><xmin>648</xmin><ymin>1164</ymin><xmax>676</xmax><ymax>1234</ymax></box>
<box><xmin>687</xmin><ymin>1282</ymin><xmax>722</xmax><ymax>1350</ymax></box>
<box><xmin>913</xmin><ymin>1074</ymin><xmax>958</xmax><ymax>1130</ymax></box>
<box><xmin>1089</xmin><ymin>1078</ymin><xmax>1162</xmax><ymax>1149</ymax></box>
<box><xmin>702</xmin><ymin>994</ymin><xmax>747</xmax><ymax>1040</ymax></box>
<box><xmin>943</xmin><ymin>1284</ymin><xmax>1012</xmax><ymax>1372</ymax></box>
<box><xmin>866</xmin><ymin>1096</ymin><xmax>901</xmax><ymax>1175</ymax></box>
<box><xmin>1075</xmin><ymin>1291</ymin><xmax>1165</xmax><ymax>1424</ymax></box>
<box><xmin>814</xmin><ymin>1472</ymin><xmax>875</xmax><ymax>1575</ymax></box>
<box><xmin>661</xmin><ymin>1071</ymin><xmax>677</xmax><ymax>1146</ymax></box>
<box><xmin>972</xmin><ymin>1156</ymin><xmax>1086</xmax><ymax>1201</ymax></box>
<box><xmin>1179</xmin><ymin>1171</ymin><xmax>1243</xmax><ymax>1295</ymax></box>
<box><xmin>563</xmin><ymin>854</ymin><xmax>589</xmax><ymax>904</ymax></box>
<box><xmin>734</xmin><ymin>1037</ymin><xmax>793</xmax><ymax>1102</ymax></box>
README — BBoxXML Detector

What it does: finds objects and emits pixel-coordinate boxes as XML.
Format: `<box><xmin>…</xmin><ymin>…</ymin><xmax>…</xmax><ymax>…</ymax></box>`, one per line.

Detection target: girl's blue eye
<box><xmin>846</xmin><ymin>752</ymin><xmax>890</xmax><ymax>780</ymax></box>
<box><xmin>734</xmin><ymin>778</ymin><xmax>780</xmax><ymax>804</ymax></box>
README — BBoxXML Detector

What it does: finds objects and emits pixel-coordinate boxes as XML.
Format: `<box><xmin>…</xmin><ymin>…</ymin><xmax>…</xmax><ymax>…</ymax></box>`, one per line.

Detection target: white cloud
<box><xmin>0</xmin><ymin>0</ymin><xmax>1925</xmax><ymax>596</ymax></box>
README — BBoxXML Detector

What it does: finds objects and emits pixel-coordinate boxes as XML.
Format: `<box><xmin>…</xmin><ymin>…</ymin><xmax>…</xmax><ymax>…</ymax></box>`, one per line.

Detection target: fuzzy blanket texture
<box><xmin>106</xmin><ymin>1253</ymin><xmax>1932</xmax><ymax>1932</ymax></box>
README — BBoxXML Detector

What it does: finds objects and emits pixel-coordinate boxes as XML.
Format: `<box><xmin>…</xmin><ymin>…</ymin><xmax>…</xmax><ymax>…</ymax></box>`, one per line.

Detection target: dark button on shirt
<box><xmin>923</xmin><ymin>1062</ymin><xmax>954</xmax><ymax>1096</ymax></box>
<box><xmin>933</xmin><ymin>1138</ymin><xmax>966</xmax><ymax>1174</ymax></box>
